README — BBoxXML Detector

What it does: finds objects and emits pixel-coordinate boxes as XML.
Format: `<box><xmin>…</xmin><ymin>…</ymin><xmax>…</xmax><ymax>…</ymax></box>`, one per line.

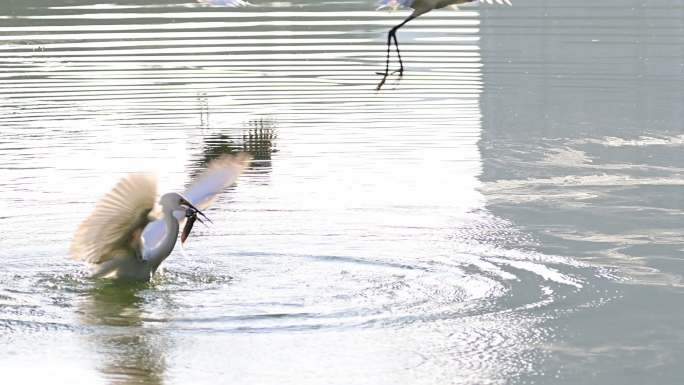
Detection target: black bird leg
<box><xmin>376</xmin><ymin>14</ymin><xmax>416</xmax><ymax>91</ymax></box>
<box><xmin>392</xmin><ymin>31</ymin><xmax>404</xmax><ymax>76</ymax></box>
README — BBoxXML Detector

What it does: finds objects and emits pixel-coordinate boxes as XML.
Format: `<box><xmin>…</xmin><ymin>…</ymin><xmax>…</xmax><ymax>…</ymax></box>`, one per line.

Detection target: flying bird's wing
<box><xmin>376</xmin><ymin>0</ymin><xmax>512</xmax><ymax>11</ymax></box>
<box><xmin>196</xmin><ymin>0</ymin><xmax>252</xmax><ymax>6</ymax></box>
<box><xmin>446</xmin><ymin>0</ymin><xmax>513</xmax><ymax>10</ymax></box>
<box><xmin>480</xmin><ymin>0</ymin><xmax>513</xmax><ymax>5</ymax></box>
<box><xmin>71</xmin><ymin>174</ymin><xmax>157</xmax><ymax>264</ymax></box>
<box><xmin>376</xmin><ymin>0</ymin><xmax>412</xmax><ymax>11</ymax></box>
<box><xmin>184</xmin><ymin>152</ymin><xmax>252</xmax><ymax>211</ymax></box>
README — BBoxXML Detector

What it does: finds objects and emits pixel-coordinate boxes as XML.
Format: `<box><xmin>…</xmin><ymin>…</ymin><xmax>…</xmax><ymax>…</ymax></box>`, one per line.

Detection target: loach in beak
<box><xmin>179</xmin><ymin>198</ymin><xmax>212</xmax><ymax>245</ymax></box>
<box><xmin>181</xmin><ymin>211</ymin><xmax>197</xmax><ymax>245</ymax></box>
<box><xmin>180</xmin><ymin>197</ymin><xmax>212</xmax><ymax>224</ymax></box>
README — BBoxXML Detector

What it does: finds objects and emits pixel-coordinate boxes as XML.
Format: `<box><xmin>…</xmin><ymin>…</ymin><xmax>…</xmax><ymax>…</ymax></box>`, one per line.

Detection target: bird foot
<box><xmin>375</xmin><ymin>69</ymin><xmax>403</xmax><ymax>91</ymax></box>
<box><xmin>376</xmin><ymin>77</ymin><xmax>388</xmax><ymax>91</ymax></box>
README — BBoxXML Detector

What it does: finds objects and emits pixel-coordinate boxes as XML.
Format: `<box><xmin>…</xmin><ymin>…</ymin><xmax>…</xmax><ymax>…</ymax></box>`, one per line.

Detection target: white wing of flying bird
<box><xmin>377</xmin><ymin>0</ymin><xmax>512</xmax><ymax>12</ymax></box>
<box><xmin>376</xmin><ymin>0</ymin><xmax>412</xmax><ymax>11</ymax></box>
<box><xmin>71</xmin><ymin>174</ymin><xmax>157</xmax><ymax>275</ymax></box>
<box><xmin>480</xmin><ymin>0</ymin><xmax>513</xmax><ymax>5</ymax></box>
<box><xmin>196</xmin><ymin>0</ymin><xmax>252</xmax><ymax>6</ymax></box>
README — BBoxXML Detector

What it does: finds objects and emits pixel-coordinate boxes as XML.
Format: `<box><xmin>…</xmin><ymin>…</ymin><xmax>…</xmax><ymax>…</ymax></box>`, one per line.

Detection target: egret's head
<box><xmin>160</xmin><ymin>193</ymin><xmax>201</xmax><ymax>214</ymax></box>
<box><xmin>159</xmin><ymin>192</ymin><xmax>211</xmax><ymax>222</ymax></box>
<box><xmin>160</xmin><ymin>192</ymin><xmax>187</xmax><ymax>211</ymax></box>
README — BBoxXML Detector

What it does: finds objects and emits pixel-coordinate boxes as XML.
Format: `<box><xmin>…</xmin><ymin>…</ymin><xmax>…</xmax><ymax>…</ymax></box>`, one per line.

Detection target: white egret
<box><xmin>71</xmin><ymin>153</ymin><xmax>252</xmax><ymax>281</ymax></box>
<box><xmin>376</xmin><ymin>0</ymin><xmax>512</xmax><ymax>90</ymax></box>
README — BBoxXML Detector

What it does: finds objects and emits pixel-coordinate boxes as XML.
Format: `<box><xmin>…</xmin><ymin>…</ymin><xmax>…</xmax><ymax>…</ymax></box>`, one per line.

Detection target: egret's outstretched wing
<box><xmin>376</xmin><ymin>0</ymin><xmax>412</xmax><ymax>11</ymax></box>
<box><xmin>196</xmin><ymin>0</ymin><xmax>252</xmax><ymax>6</ymax></box>
<box><xmin>184</xmin><ymin>152</ymin><xmax>252</xmax><ymax>210</ymax></box>
<box><xmin>480</xmin><ymin>0</ymin><xmax>513</xmax><ymax>5</ymax></box>
<box><xmin>71</xmin><ymin>174</ymin><xmax>157</xmax><ymax>264</ymax></box>
<box><xmin>376</xmin><ymin>0</ymin><xmax>512</xmax><ymax>11</ymax></box>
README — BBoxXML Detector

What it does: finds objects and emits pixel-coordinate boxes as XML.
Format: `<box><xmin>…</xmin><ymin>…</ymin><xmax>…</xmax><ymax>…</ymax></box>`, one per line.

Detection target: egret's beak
<box><xmin>180</xmin><ymin>197</ymin><xmax>212</xmax><ymax>224</ymax></box>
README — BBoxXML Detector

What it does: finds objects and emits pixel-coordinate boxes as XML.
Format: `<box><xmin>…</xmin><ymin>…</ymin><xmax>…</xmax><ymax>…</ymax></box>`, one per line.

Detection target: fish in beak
<box><xmin>179</xmin><ymin>197</ymin><xmax>212</xmax><ymax>245</ymax></box>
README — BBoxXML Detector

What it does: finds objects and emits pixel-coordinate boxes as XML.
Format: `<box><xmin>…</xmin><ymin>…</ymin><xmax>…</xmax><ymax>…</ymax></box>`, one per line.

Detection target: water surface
<box><xmin>1</xmin><ymin>1</ymin><xmax>683</xmax><ymax>384</ymax></box>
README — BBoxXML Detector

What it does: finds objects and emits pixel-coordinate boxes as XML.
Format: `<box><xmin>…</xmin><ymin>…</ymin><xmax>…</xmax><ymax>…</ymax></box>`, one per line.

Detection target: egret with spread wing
<box><xmin>376</xmin><ymin>0</ymin><xmax>512</xmax><ymax>90</ymax></box>
<box><xmin>71</xmin><ymin>153</ymin><xmax>251</xmax><ymax>281</ymax></box>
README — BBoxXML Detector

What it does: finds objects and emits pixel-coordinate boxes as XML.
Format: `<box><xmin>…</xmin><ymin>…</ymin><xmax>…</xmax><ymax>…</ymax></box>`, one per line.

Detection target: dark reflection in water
<box><xmin>79</xmin><ymin>281</ymin><xmax>150</xmax><ymax>327</ymax></box>
<box><xmin>197</xmin><ymin>119</ymin><xmax>278</xmax><ymax>166</ymax></box>
<box><xmin>78</xmin><ymin>282</ymin><xmax>169</xmax><ymax>385</ymax></box>
<box><xmin>242</xmin><ymin>119</ymin><xmax>278</xmax><ymax>161</ymax></box>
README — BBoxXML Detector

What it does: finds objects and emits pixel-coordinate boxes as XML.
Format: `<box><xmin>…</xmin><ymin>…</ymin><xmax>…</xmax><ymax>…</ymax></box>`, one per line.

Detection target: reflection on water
<box><xmin>198</xmin><ymin>119</ymin><xmax>277</xmax><ymax>167</ymax></box>
<box><xmin>80</xmin><ymin>282</ymin><xmax>150</xmax><ymax>327</ymax></box>
<box><xmin>1</xmin><ymin>1</ymin><xmax>684</xmax><ymax>385</ymax></box>
<box><xmin>79</xmin><ymin>282</ymin><xmax>167</xmax><ymax>385</ymax></box>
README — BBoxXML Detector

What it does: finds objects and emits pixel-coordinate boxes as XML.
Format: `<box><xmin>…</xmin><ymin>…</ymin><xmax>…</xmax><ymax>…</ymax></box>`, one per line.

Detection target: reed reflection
<box><xmin>197</xmin><ymin>118</ymin><xmax>278</xmax><ymax>167</ymax></box>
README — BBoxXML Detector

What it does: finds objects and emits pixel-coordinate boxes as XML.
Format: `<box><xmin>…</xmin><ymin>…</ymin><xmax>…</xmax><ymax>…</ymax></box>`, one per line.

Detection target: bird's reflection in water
<box><xmin>78</xmin><ymin>281</ymin><xmax>171</xmax><ymax>385</ymax></box>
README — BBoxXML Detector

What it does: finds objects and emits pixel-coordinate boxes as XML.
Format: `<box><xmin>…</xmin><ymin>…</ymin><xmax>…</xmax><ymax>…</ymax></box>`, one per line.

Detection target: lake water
<box><xmin>1</xmin><ymin>1</ymin><xmax>683</xmax><ymax>384</ymax></box>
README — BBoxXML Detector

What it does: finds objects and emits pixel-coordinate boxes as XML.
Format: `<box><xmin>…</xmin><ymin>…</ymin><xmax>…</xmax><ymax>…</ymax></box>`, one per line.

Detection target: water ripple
<box><xmin>0</xmin><ymin>2</ymin><xmax>622</xmax><ymax>385</ymax></box>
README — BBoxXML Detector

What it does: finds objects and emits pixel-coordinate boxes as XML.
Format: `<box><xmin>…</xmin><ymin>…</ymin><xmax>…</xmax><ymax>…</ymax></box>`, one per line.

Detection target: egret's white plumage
<box><xmin>140</xmin><ymin>155</ymin><xmax>250</xmax><ymax>254</ymax></box>
<box><xmin>197</xmin><ymin>0</ymin><xmax>252</xmax><ymax>6</ymax></box>
<box><xmin>377</xmin><ymin>0</ymin><xmax>512</xmax><ymax>15</ymax></box>
<box><xmin>71</xmin><ymin>153</ymin><xmax>251</xmax><ymax>281</ymax></box>
<box><xmin>184</xmin><ymin>155</ymin><xmax>251</xmax><ymax>210</ymax></box>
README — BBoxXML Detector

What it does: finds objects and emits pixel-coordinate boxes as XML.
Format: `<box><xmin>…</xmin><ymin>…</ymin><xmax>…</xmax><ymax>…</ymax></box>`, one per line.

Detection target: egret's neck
<box><xmin>163</xmin><ymin>207</ymin><xmax>180</xmax><ymax>234</ymax></box>
<box><xmin>147</xmin><ymin>208</ymin><xmax>180</xmax><ymax>269</ymax></box>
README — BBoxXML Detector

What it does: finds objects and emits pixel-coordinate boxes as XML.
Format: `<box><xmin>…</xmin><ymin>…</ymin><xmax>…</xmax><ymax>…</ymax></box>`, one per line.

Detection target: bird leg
<box><xmin>376</xmin><ymin>28</ymin><xmax>396</xmax><ymax>90</ymax></box>
<box><xmin>376</xmin><ymin>14</ymin><xmax>416</xmax><ymax>91</ymax></box>
<box><xmin>392</xmin><ymin>32</ymin><xmax>405</xmax><ymax>76</ymax></box>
